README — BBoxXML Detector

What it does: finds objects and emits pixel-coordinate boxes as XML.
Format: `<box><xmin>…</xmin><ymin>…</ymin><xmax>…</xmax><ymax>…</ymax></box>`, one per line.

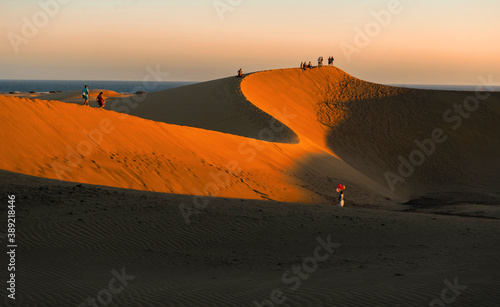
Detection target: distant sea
<box><xmin>1</xmin><ymin>79</ymin><xmax>499</xmax><ymax>94</ymax></box>
<box><xmin>0</xmin><ymin>80</ymin><xmax>197</xmax><ymax>94</ymax></box>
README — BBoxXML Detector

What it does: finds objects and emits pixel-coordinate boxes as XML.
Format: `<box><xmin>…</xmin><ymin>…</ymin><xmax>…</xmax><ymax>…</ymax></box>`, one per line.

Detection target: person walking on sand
<box><xmin>82</xmin><ymin>85</ymin><xmax>90</xmax><ymax>106</ymax></box>
<box><xmin>336</xmin><ymin>184</ymin><xmax>345</xmax><ymax>207</ymax></box>
<box><xmin>237</xmin><ymin>68</ymin><xmax>243</xmax><ymax>78</ymax></box>
<box><xmin>96</xmin><ymin>92</ymin><xmax>105</xmax><ymax>108</ymax></box>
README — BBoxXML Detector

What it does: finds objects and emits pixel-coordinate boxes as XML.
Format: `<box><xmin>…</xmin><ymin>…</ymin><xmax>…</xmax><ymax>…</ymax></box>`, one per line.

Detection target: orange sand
<box><xmin>2</xmin><ymin>67</ymin><xmax>499</xmax><ymax>205</ymax></box>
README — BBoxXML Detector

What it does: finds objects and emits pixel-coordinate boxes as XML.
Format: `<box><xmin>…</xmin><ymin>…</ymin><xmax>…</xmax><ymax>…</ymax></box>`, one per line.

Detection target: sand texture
<box><xmin>1</xmin><ymin>67</ymin><xmax>499</xmax><ymax>306</ymax></box>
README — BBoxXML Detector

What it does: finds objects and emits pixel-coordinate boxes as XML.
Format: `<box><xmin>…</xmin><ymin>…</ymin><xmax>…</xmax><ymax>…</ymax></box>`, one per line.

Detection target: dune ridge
<box><xmin>2</xmin><ymin>66</ymin><xmax>499</xmax><ymax>205</ymax></box>
<box><xmin>241</xmin><ymin>67</ymin><xmax>500</xmax><ymax>202</ymax></box>
<box><xmin>107</xmin><ymin>76</ymin><xmax>299</xmax><ymax>143</ymax></box>
<box><xmin>37</xmin><ymin>89</ymin><xmax>126</xmax><ymax>101</ymax></box>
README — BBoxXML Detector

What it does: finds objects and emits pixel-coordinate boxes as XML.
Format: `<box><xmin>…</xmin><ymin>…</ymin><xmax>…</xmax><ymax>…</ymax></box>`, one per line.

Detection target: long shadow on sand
<box><xmin>320</xmin><ymin>88</ymin><xmax>500</xmax><ymax>204</ymax></box>
<box><xmin>108</xmin><ymin>76</ymin><xmax>300</xmax><ymax>144</ymax></box>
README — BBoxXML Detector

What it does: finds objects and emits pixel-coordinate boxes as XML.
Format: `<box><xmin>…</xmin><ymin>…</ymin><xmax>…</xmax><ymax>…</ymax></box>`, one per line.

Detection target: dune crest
<box><xmin>2</xmin><ymin>67</ymin><xmax>499</xmax><ymax>204</ymax></box>
<box><xmin>109</xmin><ymin>76</ymin><xmax>299</xmax><ymax>143</ymax></box>
<box><xmin>37</xmin><ymin>89</ymin><xmax>125</xmax><ymax>101</ymax></box>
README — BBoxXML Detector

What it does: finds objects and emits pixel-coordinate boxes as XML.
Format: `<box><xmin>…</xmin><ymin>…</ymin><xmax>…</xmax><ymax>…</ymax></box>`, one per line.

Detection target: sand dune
<box><xmin>3</xmin><ymin>67</ymin><xmax>500</xmax><ymax>307</ymax></box>
<box><xmin>322</xmin><ymin>80</ymin><xmax>500</xmax><ymax>201</ymax></box>
<box><xmin>241</xmin><ymin>67</ymin><xmax>500</xmax><ymax>202</ymax></box>
<box><xmin>108</xmin><ymin>76</ymin><xmax>298</xmax><ymax>142</ymax></box>
<box><xmin>2</xmin><ymin>66</ymin><xmax>499</xmax><ymax>206</ymax></box>
<box><xmin>0</xmin><ymin>95</ymin><xmax>328</xmax><ymax>204</ymax></box>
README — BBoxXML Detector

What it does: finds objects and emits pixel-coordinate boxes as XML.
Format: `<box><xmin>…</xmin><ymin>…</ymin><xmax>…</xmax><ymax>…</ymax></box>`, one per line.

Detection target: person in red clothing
<box><xmin>336</xmin><ymin>184</ymin><xmax>345</xmax><ymax>207</ymax></box>
<box><xmin>96</xmin><ymin>92</ymin><xmax>105</xmax><ymax>108</ymax></box>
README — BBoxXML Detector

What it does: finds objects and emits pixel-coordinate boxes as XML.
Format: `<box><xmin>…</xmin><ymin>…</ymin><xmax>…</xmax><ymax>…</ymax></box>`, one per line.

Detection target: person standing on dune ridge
<box><xmin>82</xmin><ymin>85</ymin><xmax>90</xmax><ymax>106</ymax></box>
<box><xmin>336</xmin><ymin>184</ymin><xmax>345</xmax><ymax>207</ymax></box>
<box><xmin>318</xmin><ymin>56</ymin><xmax>324</xmax><ymax>67</ymax></box>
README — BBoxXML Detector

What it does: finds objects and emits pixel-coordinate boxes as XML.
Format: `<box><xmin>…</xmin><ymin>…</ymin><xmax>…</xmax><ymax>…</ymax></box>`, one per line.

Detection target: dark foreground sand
<box><xmin>1</xmin><ymin>170</ymin><xmax>498</xmax><ymax>307</ymax></box>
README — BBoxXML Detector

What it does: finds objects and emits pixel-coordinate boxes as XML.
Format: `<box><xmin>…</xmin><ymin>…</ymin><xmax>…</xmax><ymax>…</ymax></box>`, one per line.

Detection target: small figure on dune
<box><xmin>328</xmin><ymin>56</ymin><xmax>335</xmax><ymax>66</ymax></box>
<box><xmin>96</xmin><ymin>92</ymin><xmax>105</xmax><ymax>108</ymax></box>
<box><xmin>318</xmin><ymin>56</ymin><xmax>324</xmax><ymax>67</ymax></box>
<box><xmin>237</xmin><ymin>68</ymin><xmax>243</xmax><ymax>78</ymax></box>
<box><xmin>302</xmin><ymin>61</ymin><xmax>307</xmax><ymax>70</ymax></box>
<box><xmin>308</xmin><ymin>61</ymin><xmax>312</xmax><ymax>69</ymax></box>
<box><xmin>336</xmin><ymin>184</ymin><xmax>345</xmax><ymax>207</ymax></box>
<box><xmin>82</xmin><ymin>85</ymin><xmax>90</xmax><ymax>106</ymax></box>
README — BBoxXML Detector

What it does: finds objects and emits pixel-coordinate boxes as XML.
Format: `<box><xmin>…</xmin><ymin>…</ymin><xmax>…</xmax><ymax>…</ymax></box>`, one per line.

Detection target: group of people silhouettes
<box><xmin>301</xmin><ymin>56</ymin><xmax>334</xmax><ymax>70</ymax></box>
<box><xmin>238</xmin><ymin>56</ymin><xmax>335</xmax><ymax>76</ymax></box>
<box><xmin>82</xmin><ymin>85</ymin><xmax>105</xmax><ymax>108</ymax></box>
<box><xmin>301</xmin><ymin>61</ymin><xmax>313</xmax><ymax>69</ymax></box>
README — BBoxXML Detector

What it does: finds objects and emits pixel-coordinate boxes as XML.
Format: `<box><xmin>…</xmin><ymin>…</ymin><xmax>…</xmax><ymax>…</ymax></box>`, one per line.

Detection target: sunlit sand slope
<box><xmin>0</xmin><ymin>95</ymin><xmax>320</xmax><ymax>203</ymax></box>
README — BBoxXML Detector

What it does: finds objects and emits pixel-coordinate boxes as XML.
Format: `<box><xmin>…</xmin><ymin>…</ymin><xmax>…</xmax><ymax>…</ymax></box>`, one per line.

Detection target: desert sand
<box><xmin>1</xmin><ymin>67</ymin><xmax>499</xmax><ymax>306</ymax></box>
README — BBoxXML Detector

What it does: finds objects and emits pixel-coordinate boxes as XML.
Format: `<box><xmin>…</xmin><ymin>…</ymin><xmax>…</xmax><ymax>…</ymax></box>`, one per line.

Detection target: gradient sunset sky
<box><xmin>1</xmin><ymin>0</ymin><xmax>499</xmax><ymax>84</ymax></box>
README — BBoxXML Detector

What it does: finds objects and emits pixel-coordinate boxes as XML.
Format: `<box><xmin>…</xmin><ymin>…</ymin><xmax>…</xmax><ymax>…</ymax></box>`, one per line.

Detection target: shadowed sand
<box><xmin>1</xmin><ymin>67</ymin><xmax>499</xmax><ymax>306</ymax></box>
<box><xmin>107</xmin><ymin>76</ymin><xmax>299</xmax><ymax>143</ymax></box>
<box><xmin>1</xmin><ymin>170</ymin><xmax>499</xmax><ymax>306</ymax></box>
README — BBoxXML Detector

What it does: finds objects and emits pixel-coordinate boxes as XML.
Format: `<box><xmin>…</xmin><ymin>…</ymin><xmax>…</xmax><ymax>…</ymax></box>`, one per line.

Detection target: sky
<box><xmin>1</xmin><ymin>0</ymin><xmax>499</xmax><ymax>84</ymax></box>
